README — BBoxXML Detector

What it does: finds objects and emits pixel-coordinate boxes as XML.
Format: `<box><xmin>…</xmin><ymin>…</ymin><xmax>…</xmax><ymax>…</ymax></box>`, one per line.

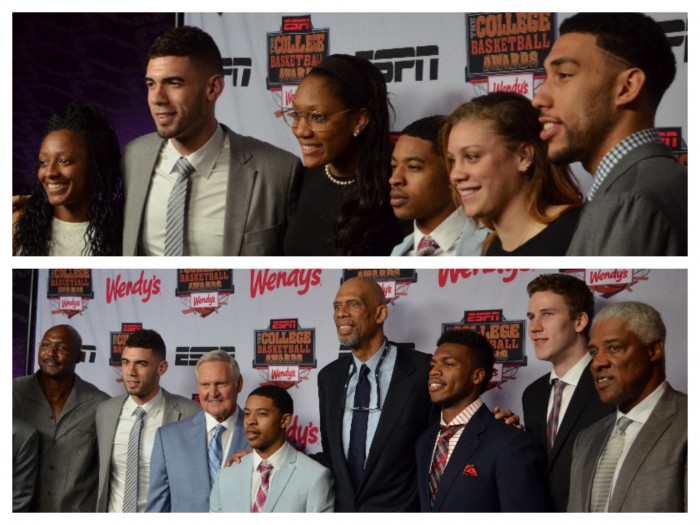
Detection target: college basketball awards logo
<box><xmin>109</xmin><ymin>322</ymin><xmax>144</xmax><ymax>381</ymax></box>
<box><xmin>47</xmin><ymin>269</ymin><xmax>94</xmax><ymax>318</ymax></box>
<box><xmin>342</xmin><ymin>269</ymin><xmax>418</xmax><ymax>305</ymax></box>
<box><xmin>175</xmin><ymin>269</ymin><xmax>234</xmax><ymax>318</ymax></box>
<box><xmin>253</xmin><ymin>319</ymin><xmax>317</xmax><ymax>390</ymax></box>
<box><xmin>443</xmin><ymin>310</ymin><xmax>527</xmax><ymax>390</ymax></box>
<box><xmin>564</xmin><ymin>269</ymin><xmax>650</xmax><ymax>298</ymax></box>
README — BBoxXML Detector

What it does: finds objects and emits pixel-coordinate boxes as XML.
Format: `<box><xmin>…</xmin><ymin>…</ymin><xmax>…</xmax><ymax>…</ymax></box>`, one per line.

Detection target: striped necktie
<box><xmin>428</xmin><ymin>424</ymin><xmax>465</xmax><ymax>506</ymax></box>
<box><xmin>208</xmin><ymin>424</ymin><xmax>225</xmax><ymax>485</ymax></box>
<box><xmin>123</xmin><ymin>406</ymin><xmax>146</xmax><ymax>512</ymax></box>
<box><xmin>251</xmin><ymin>461</ymin><xmax>273</xmax><ymax>512</ymax></box>
<box><xmin>164</xmin><ymin>157</ymin><xmax>195</xmax><ymax>256</ymax></box>
<box><xmin>546</xmin><ymin>379</ymin><xmax>566</xmax><ymax>454</ymax></box>
<box><xmin>590</xmin><ymin>416</ymin><xmax>633</xmax><ymax>512</ymax></box>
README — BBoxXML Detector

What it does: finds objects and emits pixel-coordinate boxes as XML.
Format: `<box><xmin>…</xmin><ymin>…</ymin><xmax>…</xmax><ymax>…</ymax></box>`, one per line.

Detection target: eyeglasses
<box><xmin>281</xmin><ymin>108</ymin><xmax>353</xmax><ymax>132</ymax></box>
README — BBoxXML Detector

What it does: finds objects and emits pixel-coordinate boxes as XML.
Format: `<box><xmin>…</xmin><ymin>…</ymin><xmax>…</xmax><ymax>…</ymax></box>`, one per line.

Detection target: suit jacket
<box><xmin>145</xmin><ymin>408</ymin><xmax>247</xmax><ymax>512</ymax></box>
<box><xmin>122</xmin><ymin>124</ymin><xmax>302</xmax><ymax>256</ymax></box>
<box><xmin>416</xmin><ymin>404</ymin><xmax>552</xmax><ymax>512</ymax></box>
<box><xmin>13</xmin><ymin>415</ymin><xmax>40</xmax><ymax>512</ymax></box>
<box><xmin>522</xmin><ymin>367</ymin><xmax>615</xmax><ymax>511</ymax></box>
<box><xmin>316</xmin><ymin>344</ymin><xmax>434</xmax><ymax>511</ymax></box>
<box><xmin>390</xmin><ymin>220</ymin><xmax>487</xmax><ymax>256</ymax></box>
<box><xmin>566</xmin><ymin>142</ymin><xmax>687</xmax><ymax>256</ymax></box>
<box><xmin>210</xmin><ymin>442</ymin><xmax>334</xmax><ymax>512</ymax></box>
<box><xmin>568</xmin><ymin>386</ymin><xmax>687</xmax><ymax>512</ymax></box>
<box><xmin>95</xmin><ymin>389</ymin><xmax>201</xmax><ymax>512</ymax></box>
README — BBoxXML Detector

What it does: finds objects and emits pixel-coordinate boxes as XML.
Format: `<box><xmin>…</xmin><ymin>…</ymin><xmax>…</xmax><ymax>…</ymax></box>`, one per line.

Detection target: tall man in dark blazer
<box><xmin>315</xmin><ymin>277</ymin><xmax>434</xmax><ymax>511</ymax></box>
<box><xmin>96</xmin><ymin>329</ymin><xmax>200</xmax><ymax>512</ymax></box>
<box><xmin>533</xmin><ymin>13</ymin><xmax>686</xmax><ymax>255</ymax></box>
<box><xmin>522</xmin><ymin>273</ymin><xmax>614</xmax><ymax>511</ymax></box>
<box><xmin>146</xmin><ymin>350</ymin><xmax>247</xmax><ymax>512</ymax></box>
<box><xmin>122</xmin><ymin>25</ymin><xmax>301</xmax><ymax>256</ymax></box>
<box><xmin>569</xmin><ymin>302</ymin><xmax>686</xmax><ymax>512</ymax></box>
<box><xmin>416</xmin><ymin>329</ymin><xmax>551</xmax><ymax>512</ymax></box>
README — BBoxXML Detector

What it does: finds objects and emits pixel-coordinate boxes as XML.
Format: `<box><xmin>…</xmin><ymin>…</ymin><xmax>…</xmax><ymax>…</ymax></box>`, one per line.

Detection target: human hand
<box><xmin>492</xmin><ymin>406</ymin><xmax>523</xmax><ymax>429</ymax></box>
<box><xmin>223</xmin><ymin>448</ymin><xmax>252</xmax><ymax>467</ymax></box>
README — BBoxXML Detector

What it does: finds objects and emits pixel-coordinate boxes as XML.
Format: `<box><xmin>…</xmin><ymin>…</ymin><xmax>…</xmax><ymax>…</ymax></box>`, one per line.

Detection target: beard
<box><xmin>337</xmin><ymin>331</ymin><xmax>361</xmax><ymax>349</ymax></box>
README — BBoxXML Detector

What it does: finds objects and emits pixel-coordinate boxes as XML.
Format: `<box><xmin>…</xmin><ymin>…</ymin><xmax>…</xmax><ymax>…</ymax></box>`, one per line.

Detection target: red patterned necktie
<box><xmin>546</xmin><ymin>379</ymin><xmax>566</xmax><ymax>455</ymax></box>
<box><xmin>417</xmin><ymin>235</ymin><xmax>440</xmax><ymax>256</ymax></box>
<box><xmin>251</xmin><ymin>461</ymin><xmax>273</xmax><ymax>512</ymax></box>
<box><xmin>428</xmin><ymin>424</ymin><xmax>464</xmax><ymax>506</ymax></box>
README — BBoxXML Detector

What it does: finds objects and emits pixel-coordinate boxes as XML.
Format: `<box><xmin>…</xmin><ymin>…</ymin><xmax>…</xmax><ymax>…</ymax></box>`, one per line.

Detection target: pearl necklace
<box><xmin>325</xmin><ymin>164</ymin><xmax>355</xmax><ymax>186</ymax></box>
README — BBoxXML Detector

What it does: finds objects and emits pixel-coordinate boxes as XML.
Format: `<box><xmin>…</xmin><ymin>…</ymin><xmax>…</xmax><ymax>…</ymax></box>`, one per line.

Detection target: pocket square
<box><xmin>463</xmin><ymin>464</ymin><xmax>478</xmax><ymax>477</ymax></box>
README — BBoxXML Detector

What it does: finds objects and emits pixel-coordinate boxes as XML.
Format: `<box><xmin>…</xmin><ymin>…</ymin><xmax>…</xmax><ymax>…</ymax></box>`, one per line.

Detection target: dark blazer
<box><xmin>566</xmin><ymin>141</ymin><xmax>687</xmax><ymax>256</ymax></box>
<box><xmin>146</xmin><ymin>408</ymin><xmax>247</xmax><ymax>512</ymax></box>
<box><xmin>416</xmin><ymin>403</ymin><xmax>552</xmax><ymax>512</ymax></box>
<box><xmin>522</xmin><ymin>367</ymin><xmax>614</xmax><ymax>511</ymax></box>
<box><xmin>12</xmin><ymin>416</ymin><xmax>40</xmax><ymax>512</ymax></box>
<box><xmin>122</xmin><ymin>124</ymin><xmax>302</xmax><ymax>256</ymax></box>
<box><xmin>316</xmin><ymin>344</ymin><xmax>434</xmax><ymax>512</ymax></box>
<box><xmin>568</xmin><ymin>386</ymin><xmax>687</xmax><ymax>512</ymax></box>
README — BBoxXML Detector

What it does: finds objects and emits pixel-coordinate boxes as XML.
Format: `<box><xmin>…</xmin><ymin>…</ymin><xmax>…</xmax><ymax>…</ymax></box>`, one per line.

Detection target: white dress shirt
<box><xmin>204</xmin><ymin>408</ymin><xmax>239</xmax><ymax>468</ymax></box>
<box><xmin>409</xmin><ymin>208</ymin><xmax>467</xmax><ymax>256</ymax></box>
<box><xmin>250</xmin><ymin>441</ymin><xmax>291</xmax><ymax>503</ymax></box>
<box><xmin>547</xmin><ymin>353</ymin><xmax>592</xmax><ymax>434</ymax></box>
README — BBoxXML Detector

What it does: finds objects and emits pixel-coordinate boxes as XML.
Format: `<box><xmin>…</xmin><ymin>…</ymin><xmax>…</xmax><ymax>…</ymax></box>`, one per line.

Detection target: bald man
<box><xmin>13</xmin><ymin>325</ymin><xmax>109</xmax><ymax>511</ymax></box>
<box><xmin>314</xmin><ymin>277</ymin><xmax>434</xmax><ymax>511</ymax></box>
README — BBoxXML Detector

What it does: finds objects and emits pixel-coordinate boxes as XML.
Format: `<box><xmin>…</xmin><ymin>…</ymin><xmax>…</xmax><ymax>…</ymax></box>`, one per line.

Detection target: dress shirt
<box><xmin>607</xmin><ymin>381</ymin><xmax>668</xmax><ymax>489</ymax></box>
<box><xmin>342</xmin><ymin>340</ymin><xmax>397</xmax><ymax>460</ymax></box>
<box><xmin>204</xmin><ymin>408</ymin><xmax>239</xmax><ymax>467</ymax></box>
<box><xmin>141</xmin><ymin>124</ymin><xmax>229</xmax><ymax>255</ymax></box>
<box><xmin>546</xmin><ymin>353</ymin><xmax>592</xmax><ymax>432</ymax></box>
<box><xmin>108</xmin><ymin>389</ymin><xmax>165</xmax><ymax>512</ymax></box>
<box><xmin>409</xmin><ymin>208</ymin><xmax>467</xmax><ymax>256</ymax></box>
<box><xmin>433</xmin><ymin>398</ymin><xmax>484</xmax><ymax>464</ymax></box>
<box><xmin>250</xmin><ymin>441</ymin><xmax>291</xmax><ymax>502</ymax></box>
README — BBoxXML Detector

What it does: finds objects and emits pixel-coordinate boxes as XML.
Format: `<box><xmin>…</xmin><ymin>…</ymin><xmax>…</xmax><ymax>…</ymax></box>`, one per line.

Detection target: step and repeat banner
<box><xmin>32</xmin><ymin>268</ymin><xmax>687</xmax><ymax>454</ymax></box>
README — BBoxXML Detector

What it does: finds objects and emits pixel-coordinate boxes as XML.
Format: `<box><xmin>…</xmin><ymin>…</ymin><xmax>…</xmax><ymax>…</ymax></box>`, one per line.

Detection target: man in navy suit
<box><xmin>146</xmin><ymin>349</ymin><xmax>247</xmax><ymax>512</ymax></box>
<box><xmin>416</xmin><ymin>329</ymin><xmax>551</xmax><ymax>512</ymax></box>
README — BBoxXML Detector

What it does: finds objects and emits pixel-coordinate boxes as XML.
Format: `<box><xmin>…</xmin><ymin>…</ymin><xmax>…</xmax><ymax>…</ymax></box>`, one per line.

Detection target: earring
<box><xmin>353</xmin><ymin>129</ymin><xmax>360</xmax><ymax>137</ymax></box>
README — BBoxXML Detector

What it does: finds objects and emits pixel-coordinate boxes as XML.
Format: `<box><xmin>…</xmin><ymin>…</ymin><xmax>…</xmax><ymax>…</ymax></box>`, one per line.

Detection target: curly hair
<box><xmin>307</xmin><ymin>54</ymin><xmax>395</xmax><ymax>255</ymax></box>
<box><xmin>13</xmin><ymin>101</ymin><xmax>123</xmax><ymax>256</ymax></box>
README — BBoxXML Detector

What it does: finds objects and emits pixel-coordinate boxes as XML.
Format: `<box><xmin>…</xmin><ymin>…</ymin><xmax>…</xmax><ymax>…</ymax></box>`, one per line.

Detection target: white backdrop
<box><xmin>33</xmin><ymin>268</ymin><xmax>687</xmax><ymax>454</ymax></box>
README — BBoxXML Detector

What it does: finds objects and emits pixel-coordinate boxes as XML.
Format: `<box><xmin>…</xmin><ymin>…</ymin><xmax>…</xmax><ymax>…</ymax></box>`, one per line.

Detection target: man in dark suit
<box><xmin>533</xmin><ymin>13</ymin><xmax>686</xmax><ymax>255</ymax></box>
<box><xmin>146</xmin><ymin>350</ymin><xmax>247</xmax><ymax>512</ymax></box>
<box><xmin>416</xmin><ymin>329</ymin><xmax>551</xmax><ymax>512</ymax></box>
<box><xmin>315</xmin><ymin>276</ymin><xmax>434</xmax><ymax>511</ymax></box>
<box><xmin>122</xmin><ymin>25</ymin><xmax>301</xmax><ymax>256</ymax></box>
<box><xmin>95</xmin><ymin>329</ymin><xmax>200</xmax><ymax>512</ymax></box>
<box><xmin>569</xmin><ymin>301</ymin><xmax>686</xmax><ymax>512</ymax></box>
<box><xmin>522</xmin><ymin>273</ymin><xmax>614</xmax><ymax>511</ymax></box>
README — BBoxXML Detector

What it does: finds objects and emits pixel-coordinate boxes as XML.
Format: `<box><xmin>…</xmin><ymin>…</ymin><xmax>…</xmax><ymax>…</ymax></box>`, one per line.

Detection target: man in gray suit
<box><xmin>568</xmin><ymin>302</ymin><xmax>686</xmax><ymax>512</ymax></box>
<box><xmin>123</xmin><ymin>25</ymin><xmax>301</xmax><ymax>256</ymax></box>
<box><xmin>210</xmin><ymin>385</ymin><xmax>334</xmax><ymax>512</ymax></box>
<box><xmin>13</xmin><ymin>324</ymin><xmax>109</xmax><ymax>512</ymax></box>
<box><xmin>96</xmin><ymin>329</ymin><xmax>200</xmax><ymax>512</ymax></box>
<box><xmin>533</xmin><ymin>13</ymin><xmax>686</xmax><ymax>255</ymax></box>
<box><xmin>146</xmin><ymin>350</ymin><xmax>247</xmax><ymax>512</ymax></box>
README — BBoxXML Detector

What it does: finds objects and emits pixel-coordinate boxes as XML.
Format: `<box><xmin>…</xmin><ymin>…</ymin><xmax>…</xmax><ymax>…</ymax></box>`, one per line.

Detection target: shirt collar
<box><xmin>549</xmin><ymin>353</ymin><xmax>592</xmax><ymax>387</ymax></box>
<box><xmin>617</xmin><ymin>380</ymin><xmax>668</xmax><ymax>425</ymax></box>
<box><xmin>162</xmin><ymin>122</ymin><xmax>225</xmax><ymax>181</ymax></box>
<box><xmin>125</xmin><ymin>387</ymin><xmax>165</xmax><ymax>415</ymax></box>
<box><xmin>351</xmin><ymin>338</ymin><xmax>390</xmax><ymax>375</ymax></box>
<box><xmin>412</xmin><ymin>208</ymin><xmax>467</xmax><ymax>253</ymax></box>
<box><xmin>252</xmin><ymin>440</ymin><xmax>290</xmax><ymax>470</ymax></box>
<box><xmin>204</xmin><ymin>405</ymin><xmax>238</xmax><ymax>434</ymax></box>
<box><xmin>440</xmin><ymin>397</ymin><xmax>484</xmax><ymax>426</ymax></box>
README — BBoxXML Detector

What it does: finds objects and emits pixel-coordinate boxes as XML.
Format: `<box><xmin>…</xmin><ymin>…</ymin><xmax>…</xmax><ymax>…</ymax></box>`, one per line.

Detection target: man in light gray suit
<box><xmin>122</xmin><ymin>25</ymin><xmax>301</xmax><ymax>256</ymax></box>
<box><xmin>568</xmin><ymin>302</ymin><xmax>686</xmax><ymax>512</ymax></box>
<box><xmin>96</xmin><ymin>329</ymin><xmax>200</xmax><ymax>512</ymax></box>
<box><xmin>146</xmin><ymin>350</ymin><xmax>247</xmax><ymax>512</ymax></box>
<box><xmin>533</xmin><ymin>13</ymin><xmax>686</xmax><ymax>256</ymax></box>
<box><xmin>210</xmin><ymin>385</ymin><xmax>334</xmax><ymax>512</ymax></box>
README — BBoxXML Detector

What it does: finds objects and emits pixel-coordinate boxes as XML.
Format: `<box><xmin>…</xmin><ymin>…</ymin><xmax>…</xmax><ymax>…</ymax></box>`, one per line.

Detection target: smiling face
<box><xmin>429</xmin><ymin>342</ymin><xmax>484</xmax><ymax>422</ymax></box>
<box><xmin>244</xmin><ymin>394</ymin><xmax>291</xmax><ymax>458</ymax></box>
<box><xmin>38</xmin><ymin>325</ymin><xmax>81</xmax><ymax>381</ymax></box>
<box><xmin>389</xmin><ymin>134</ymin><xmax>455</xmax><ymax>233</ymax></box>
<box><xmin>121</xmin><ymin>346</ymin><xmax>168</xmax><ymax>405</ymax></box>
<box><xmin>332</xmin><ymin>278</ymin><xmax>387</xmax><ymax>354</ymax></box>
<box><xmin>197</xmin><ymin>360</ymin><xmax>242</xmax><ymax>422</ymax></box>
<box><xmin>588</xmin><ymin>318</ymin><xmax>664</xmax><ymax>413</ymax></box>
<box><xmin>533</xmin><ymin>32</ymin><xmax>620</xmax><ymax>173</ymax></box>
<box><xmin>447</xmin><ymin>119</ymin><xmax>530</xmax><ymax>223</ymax></box>
<box><xmin>38</xmin><ymin>129</ymin><xmax>90</xmax><ymax>222</ymax></box>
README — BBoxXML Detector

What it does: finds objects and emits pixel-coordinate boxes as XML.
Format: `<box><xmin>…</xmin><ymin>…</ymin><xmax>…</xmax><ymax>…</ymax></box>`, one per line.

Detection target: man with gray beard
<box><xmin>314</xmin><ymin>277</ymin><xmax>434</xmax><ymax>511</ymax></box>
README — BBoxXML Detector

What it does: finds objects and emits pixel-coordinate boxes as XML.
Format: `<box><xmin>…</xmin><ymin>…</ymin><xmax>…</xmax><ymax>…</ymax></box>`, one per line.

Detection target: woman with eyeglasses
<box><xmin>281</xmin><ymin>54</ymin><xmax>403</xmax><ymax>255</ymax></box>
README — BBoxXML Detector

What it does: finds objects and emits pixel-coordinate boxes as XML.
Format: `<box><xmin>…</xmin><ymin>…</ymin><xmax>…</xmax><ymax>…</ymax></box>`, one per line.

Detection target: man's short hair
<box><xmin>124</xmin><ymin>329</ymin><xmax>166</xmax><ymax>361</ymax></box>
<box><xmin>195</xmin><ymin>349</ymin><xmax>240</xmax><ymax>381</ymax></box>
<box><xmin>560</xmin><ymin>13</ymin><xmax>676</xmax><ymax>109</ymax></box>
<box><xmin>436</xmin><ymin>329</ymin><xmax>495</xmax><ymax>394</ymax></box>
<box><xmin>149</xmin><ymin>25</ymin><xmax>223</xmax><ymax>76</ymax></box>
<box><xmin>592</xmin><ymin>301</ymin><xmax>666</xmax><ymax>346</ymax></box>
<box><xmin>248</xmin><ymin>385</ymin><xmax>294</xmax><ymax>415</ymax></box>
<box><xmin>400</xmin><ymin>115</ymin><xmax>445</xmax><ymax>156</ymax></box>
<box><xmin>527</xmin><ymin>273</ymin><xmax>595</xmax><ymax>337</ymax></box>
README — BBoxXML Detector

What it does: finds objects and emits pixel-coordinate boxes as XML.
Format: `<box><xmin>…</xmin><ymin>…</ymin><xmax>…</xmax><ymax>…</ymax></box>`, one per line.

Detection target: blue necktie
<box><xmin>208</xmin><ymin>424</ymin><xmax>225</xmax><ymax>485</ymax></box>
<box><xmin>347</xmin><ymin>364</ymin><xmax>370</xmax><ymax>490</ymax></box>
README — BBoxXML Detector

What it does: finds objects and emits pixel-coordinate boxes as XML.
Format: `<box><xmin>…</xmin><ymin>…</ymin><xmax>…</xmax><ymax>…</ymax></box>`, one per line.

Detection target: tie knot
<box><xmin>417</xmin><ymin>235</ymin><xmax>440</xmax><ymax>256</ymax></box>
<box><xmin>615</xmin><ymin>416</ymin><xmax>633</xmax><ymax>434</ymax></box>
<box><xmin>175</xmin><ymin>157</ymin><xmax>195</xmax><ymax>180</ymax></box>
<box><xmin>551</xmin><ymin>378</ymin><xmax>566</xmax><ymax>394</ymax></box>
<box><xmin>212</xmin><ymin>424</ymin><xmax>225</xmax><ymax>438</ymax></box>
<box><xmin>258</xmin><ymin>461</ymin><xmax>273</xmax><ymax>476</ymax></box>
<box><xmin>133</xmin><ymin>406</ymin><xmax>146</xmax><ymax>419</ymax></box>
<box><xmin>439</xmin><ymin>424</ymin><xmax>465</xmax><ymax>440</ymax></box>
<box><xmin>359</xmin><ymin>364</ymin><xmax>370</xmax><ymax>380</ymax></box>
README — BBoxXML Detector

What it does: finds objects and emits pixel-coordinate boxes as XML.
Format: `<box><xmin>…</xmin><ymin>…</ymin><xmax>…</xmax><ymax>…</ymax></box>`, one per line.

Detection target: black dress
<box><xmin>485</xmin><ymin>207</ymin><xmax>581</xmax><ymax>256</ymax></box>
<box><xmin>283</xmin><ymin>166</ymin><xmax>404</xmax><ymax>255</ymax></box>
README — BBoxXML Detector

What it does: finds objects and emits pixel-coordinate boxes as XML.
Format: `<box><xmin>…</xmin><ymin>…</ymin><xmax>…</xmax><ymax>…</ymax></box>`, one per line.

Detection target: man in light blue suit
<box><xmin>210</xmin><ymin>385</ymin><xmax>334</xmax><ymax>512</ymax></box>
<box><xmin>146</xmin><ymin>350</ymin><xmax>247</xmax><ymax>512</ymax></box>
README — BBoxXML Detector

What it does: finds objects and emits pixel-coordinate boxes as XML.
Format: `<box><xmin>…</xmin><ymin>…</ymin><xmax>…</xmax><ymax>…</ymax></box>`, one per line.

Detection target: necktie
<box><xmin>251</xmin><ymin>461</ymin><xmax>273</xmax><ymax>512</ymax></box>
<box><xmin>123</xmin><ymin>406</ymin><xmax>147</xmax><ymax>512</ymax></box>
<box><xmin>347</xmin><ymin>364</ymin><xmax>370</xmax><ymax>490</ymax></box>
<box><xmin>590</xmin><ymin>416</ymin><xmax>633</xmax><ymax>512</ymax></box>
<box><xmin>164</xmin><ymin>157</ymin><xmax>195</xmax><ymax>256</ymax></box>
<box><xmin>428</xmin><ymin>424</ymin><xmax>465</xmax><ymax>506</ymax></box>
<box><xmin>417</xmin><ymin>235</ymin><xmax>440</xmax><ymax>256</ymax></box>
<box><xmin>546</xmin><ymin>379</ymin><xmax>566</xmax><ymax>454</ymax></box>
<box><xmin>208</xmin><ymin>424</ymin><xmax>225</xmax><ymax>486</ymax></box>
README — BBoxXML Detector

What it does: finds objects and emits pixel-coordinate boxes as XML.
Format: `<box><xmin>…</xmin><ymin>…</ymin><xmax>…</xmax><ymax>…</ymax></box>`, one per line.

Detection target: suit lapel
<box><xmin>225</xmin><ymin>406</ymin><xmax>248</xmax><ymax>459</ymax></box>
<box><xmin>264</xmin><ymin>445</ymin><xmax>297</xmax><ymax>512</ymax></box>
<box><xmin>551</xmin><ymin>368</ymin><xmax>597</xmax><ymax>461</ymax></box>
<box><xmin>222</xmin><ymin>127</ymin><xmax>255</xmax><ymax>256</ymax></box>
<box><xmin>327</xmin><ymin>357</ymin><xmax>354</xmax><ymax>486</ymax></box>
<box><xmin>161</xmin><ymin>389</ymin><xmax>182</xmax><ymax>424</ymax></box>
<box><xmin>124</xmin><ymin>136</ymin><xmax>162</xmax><ymax>254</ymax></box>
<box><xmin>581</xmin><ymin>415</ymin><xmax>615</xmax><ymax>511</ymax></box>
